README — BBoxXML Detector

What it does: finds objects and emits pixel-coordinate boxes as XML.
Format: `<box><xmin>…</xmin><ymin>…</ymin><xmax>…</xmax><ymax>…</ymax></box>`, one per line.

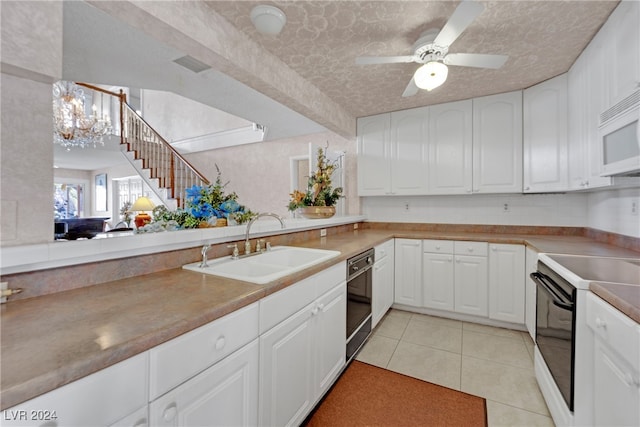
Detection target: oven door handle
<box><xmin>530</xmin><ymin>272</ymin><xmax>574</xmax><ymax>311</ymax></box>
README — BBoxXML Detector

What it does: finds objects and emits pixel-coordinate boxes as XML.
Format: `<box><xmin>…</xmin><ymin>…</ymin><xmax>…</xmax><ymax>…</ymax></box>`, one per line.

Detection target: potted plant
<box><xmin>288</xmin><ymin>146</ymin><xmax>343</xmax><ymax>218</ymax></box>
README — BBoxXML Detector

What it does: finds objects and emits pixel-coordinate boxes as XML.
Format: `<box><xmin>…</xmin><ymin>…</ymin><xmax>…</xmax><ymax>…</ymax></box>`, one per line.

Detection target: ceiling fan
<box><xmin>355</xmin><ymin>0</ymin><xmax>508</xmax><ymax>97</ymax></box>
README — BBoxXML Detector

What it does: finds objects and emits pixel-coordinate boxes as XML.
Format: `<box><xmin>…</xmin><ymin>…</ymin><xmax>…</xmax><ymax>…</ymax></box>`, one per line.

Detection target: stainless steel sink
<box><xmin>183</xmin><ymin>246</ymin><xmax>341</xmax><ymax>284</ymax></box>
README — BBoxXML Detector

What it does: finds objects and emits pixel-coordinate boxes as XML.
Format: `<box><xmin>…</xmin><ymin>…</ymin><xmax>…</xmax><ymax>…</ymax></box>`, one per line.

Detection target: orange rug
<box><xmin>304</xmin><ymin>361</ymin><xmax>487</xmax><ymax>427</ymax></box>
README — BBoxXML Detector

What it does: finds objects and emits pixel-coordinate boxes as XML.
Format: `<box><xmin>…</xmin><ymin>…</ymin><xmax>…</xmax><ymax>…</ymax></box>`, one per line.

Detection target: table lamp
<box><xmin>130</xmin><ymin>196</ymin><xmax>155</xmax><ymax>228</ymax></box>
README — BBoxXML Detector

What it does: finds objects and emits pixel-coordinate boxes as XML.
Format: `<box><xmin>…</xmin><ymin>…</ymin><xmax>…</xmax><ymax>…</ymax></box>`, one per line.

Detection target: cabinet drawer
<box><xmin>4</xmin><ymin>352</ymin><xmax>148</xmax><ymax>427</ymax></box>
<box><xmin>454</xmin><ymin>241</ymin><xmax>488</xmax><ymax>256</ymax></box>
<box><xmin>423</xmin><ymin>239</ymin><xmax>454</xmax><ymax>254</ymax></box>
<box><xmin>375</xmin><ymin>239</ymin><xmax>394</xmax><ymax>261</ymax></box>
<box><xmin>149</xmin><ymin>302</ymin><xmax>259</xmax><ymax>400</ymax></box>
<box><xmin>586</xmin><ymin>292</ymin><xmax>640</xmax><ymax>370</ymax></box>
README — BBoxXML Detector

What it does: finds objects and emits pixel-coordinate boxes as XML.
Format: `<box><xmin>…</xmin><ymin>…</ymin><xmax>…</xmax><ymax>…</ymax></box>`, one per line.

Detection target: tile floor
<box><xmin>356</xmin><ymin>309</ymin><xmax>555</xmax><ymax>427</ymax></box>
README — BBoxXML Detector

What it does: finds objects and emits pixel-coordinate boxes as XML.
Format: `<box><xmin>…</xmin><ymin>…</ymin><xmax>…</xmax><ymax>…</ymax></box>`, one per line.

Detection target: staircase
<box><xmin>79</xmin><ymin>83</ymin><xmax>210</xmax><ymax>210</ymax></box>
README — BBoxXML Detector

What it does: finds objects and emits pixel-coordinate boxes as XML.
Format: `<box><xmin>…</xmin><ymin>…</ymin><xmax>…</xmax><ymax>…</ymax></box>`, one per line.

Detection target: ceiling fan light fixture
<box><xmin>414</xmin><ymin>61</ymin><xmax>449</xmax><ymax>91</ymax></box>
<box><xmin>250</xmin><ymin>5</ymin><xmax>287</xmax><ymax>35</ymax></box>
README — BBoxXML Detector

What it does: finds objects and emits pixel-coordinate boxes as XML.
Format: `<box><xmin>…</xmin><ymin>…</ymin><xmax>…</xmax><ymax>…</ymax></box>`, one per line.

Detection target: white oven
<box><xmin>599</xmin><ymin>91</ymin><xmax>640</xmax><ymax>177</ymax></box>
<box><xmin>533</xmin><ymin>254</ymin><xmax>640</xmax><ymax>426</ymax></box>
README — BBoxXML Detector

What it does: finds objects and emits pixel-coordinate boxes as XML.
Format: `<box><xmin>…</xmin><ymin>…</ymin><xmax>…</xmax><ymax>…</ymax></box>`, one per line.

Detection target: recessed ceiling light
<box><xmin>250</xmin><ymin>5</ymin><xmax>286</xmax><ymax>35</ymax></box>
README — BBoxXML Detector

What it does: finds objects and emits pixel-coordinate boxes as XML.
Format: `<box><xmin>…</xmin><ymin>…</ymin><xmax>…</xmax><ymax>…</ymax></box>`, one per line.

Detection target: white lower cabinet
<box><xmin>454</xmin><ymin>251</ymin><xmax>488</xmax><ymax>317</ymax></box>
<box><xmin>408</xmin><ymin>239</ymin><xmax>526</xmax><ymax>327</ymax></box>
<box><xmin>149</xmin><ymin>339</ymin><xmax>259</xmax><ymax>427</ymax></box>
<box><xmin>488</xmin><ymin>244</ymin><xmax>525</xmax><ymax>324</ymax></box>
<box><xmin>524</xmin><ymin>247</ymin><xmax>538</xmax><ymax>340</ymax></box>
<box><xmin>2</xmin><ymin>353</ymin><xmax>149</xmax><ymax>427</ymax></box>
<box><xmin>372</xmin><ymin>239</ymin><xmax>395</xmax><ymax>327</ymax></box>
<box><xmin>394</xmin><ymin>239</ymin><xmax>423</xmax><ymax>307</ymax></box>
<box><xmin>586</xmin><ymin>292</ymin><xmax>640</xmax><ymax>427</ymax></box>
<box><xmin>258</xmin><ymin>264</ymin><xmax>346</xmax><ymax>427</ymax></box>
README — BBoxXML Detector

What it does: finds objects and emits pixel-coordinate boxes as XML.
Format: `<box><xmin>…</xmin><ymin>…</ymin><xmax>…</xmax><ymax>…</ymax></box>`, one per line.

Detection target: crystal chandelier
<box><xmin>53</xmin><ymin>81</ymin><xmax>112</xmax><ymax>150</ymax></box>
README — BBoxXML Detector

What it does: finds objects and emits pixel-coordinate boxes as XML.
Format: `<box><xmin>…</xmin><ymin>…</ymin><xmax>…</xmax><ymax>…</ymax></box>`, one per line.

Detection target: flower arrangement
<box><xmin>119</xmin><ymin>201</ymin><xmax>132</xmax><ymax>226</ymax></box>
<box><xmin>139</xmin><ymin>165</ymin><xmax>255</xmax><ymax>232</ymax></box>
<box><xmin>288</xmin><ymin>146</ymin><xmax>343</xmax><ymax>212</ymax></box>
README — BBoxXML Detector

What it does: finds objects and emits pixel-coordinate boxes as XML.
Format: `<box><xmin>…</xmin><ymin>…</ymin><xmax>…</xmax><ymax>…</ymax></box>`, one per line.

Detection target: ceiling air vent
<box><xmin>173</xmin><ymin>55</ymin><xmax>212</xmax><ymax>74</ymax></box>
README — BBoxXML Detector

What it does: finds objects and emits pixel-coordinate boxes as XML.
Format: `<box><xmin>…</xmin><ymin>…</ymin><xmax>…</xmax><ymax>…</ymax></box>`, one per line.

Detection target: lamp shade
<box><xmin>414</xmin><ymin>61</ymin><xmax>449</xmax><ymax>91</ymax></box>
<box><xmin>131</xmin><ymin>196</ymin><xmax>155</xmax><ymax>212</ymax></box>
<box><xmin>131</xmin><ymin>196</ymin><xmax>155</xmax><ymax>228</ymax></box>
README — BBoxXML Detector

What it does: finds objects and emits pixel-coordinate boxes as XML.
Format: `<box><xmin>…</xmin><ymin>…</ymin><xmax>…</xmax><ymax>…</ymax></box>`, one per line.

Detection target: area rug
<box><xmin>304</xmin><ymin>361</ymin><xmax>487</xmax><ymax>427</ymax></box>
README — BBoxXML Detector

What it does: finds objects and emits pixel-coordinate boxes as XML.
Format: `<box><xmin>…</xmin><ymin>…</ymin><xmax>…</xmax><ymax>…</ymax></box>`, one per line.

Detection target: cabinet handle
<box><xmin>318</xmin><ymin>303</ymin><xmax>325</xmax><ymax>311</ymax></box>
<box><xmin>215</xmin><ymin>335</ymin><xmax>226</xmax><ymax>351</ymax></box>
<box><xmin>467</xmin><ymin>247</ymin><xmax>474</xmax><ymax>252</ymax></box>
<box><xmin>448</xmin><ymin>257</ymin><xmax>453</xmax><ymax>262</ymax></box>
<box><xmin>491</xmin><ymin>246</ymin><xmax>497</xmax><ymax>252</ymax></box>
<box><xmin>435</xmin><ymin>245</ymin><xmax>441</xmax><ymax>250</ymax></box>
<box><xmin>456</xmin><ymin>258</ymin><xmax>461</xmax><ymax>263</ymax></box>
<box><xmin>595</xmin><ymin>317</ymin><xmax>607</xmax><ymax>328</ymax></box>
<box><xmin>311</xmin><ymin>306</ymin><xmax>319</xmax><ymax>316</ymax></box>
<box><xmin>524</xmin><ymin>186</ymin><xmax>530</xmax><ymax>191</ymax></box>
<box><xmin>162</xmin><ymin>403</ymin><xmax>178</xmax><ymax>422</ymax></box>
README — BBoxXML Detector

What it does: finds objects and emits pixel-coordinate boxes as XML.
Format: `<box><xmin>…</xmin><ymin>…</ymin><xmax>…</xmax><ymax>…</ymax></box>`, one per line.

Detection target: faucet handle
<box><xmin>227</xmin><ymin>244</ymin><xmax>239</xmax><ymax>259</ymax></box>
<box><xmin>256</xmin><ymin>239</ymin><xmax>266</xmax><ymax>252</ymax></box>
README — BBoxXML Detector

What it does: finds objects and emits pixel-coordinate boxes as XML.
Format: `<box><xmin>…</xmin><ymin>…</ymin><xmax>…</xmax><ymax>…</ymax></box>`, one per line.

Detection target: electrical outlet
<box><xmin>353</xmin><ymin>223</ymin><xmax>359</xmax><ymax>230</ymax></box>
<box><xmin>503</xmin><ymin>203</ymin><xmax>510</xmax><ymax>213</ymax></box>
<box><xmin>404</xmin><ymin>202</ymin><xmax>410</xmax><ymax>211</ymax></box>
<box><xmin>320</xmin><ymin>228</ymin><xmax>327</xmax><ymax>237</ymax></box>
<box><xmin>632</xmin><ymin>201</ymin><xmax>639</xmax><ymax>216</ymax></box>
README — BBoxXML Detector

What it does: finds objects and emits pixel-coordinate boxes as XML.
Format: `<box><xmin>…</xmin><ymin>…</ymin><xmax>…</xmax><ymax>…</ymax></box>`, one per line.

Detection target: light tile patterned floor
<box><xmin>356</xmin><ymin>309</ymin><xmax>555</xmax><ymax>427</ymax></box>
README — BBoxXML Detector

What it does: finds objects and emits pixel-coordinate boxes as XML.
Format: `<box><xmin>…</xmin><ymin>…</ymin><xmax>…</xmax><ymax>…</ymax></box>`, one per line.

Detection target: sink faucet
<box><xmin>244</xmin><ymin>213</ymin><xmax>285</xmax><ymax>255</ymax></box>
<box><xmin>199</xmin><ymin>244</ymin><xmax>211</xmax><ymax>268</ymax></box>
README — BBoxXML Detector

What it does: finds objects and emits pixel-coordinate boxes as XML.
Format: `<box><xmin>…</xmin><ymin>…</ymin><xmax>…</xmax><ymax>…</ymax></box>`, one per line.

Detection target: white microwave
<box><xmin>599</xmin><ymin>95</ymin><xmax>640</xmax><ymax>176</ymax></box>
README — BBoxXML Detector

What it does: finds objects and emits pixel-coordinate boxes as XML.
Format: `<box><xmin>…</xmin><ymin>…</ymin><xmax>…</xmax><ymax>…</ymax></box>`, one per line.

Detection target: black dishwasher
<box><xmin>346</xmin><ymin>248</ymin><xmax>374</xmax><ymax>361</ymax></box>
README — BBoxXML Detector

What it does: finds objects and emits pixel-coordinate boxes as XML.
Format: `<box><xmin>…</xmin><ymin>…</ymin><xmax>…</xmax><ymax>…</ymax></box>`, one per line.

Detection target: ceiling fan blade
<box><xmin>434</xmin><ymin>0</ymin><xmax>484</xmax><ymax>47</ymax></box>
<box><xmin>356</xmin><ymin>56</ymin><xmax>415</xmax><ymax>65</ymax></box>
<box><xmin>444</xmin><ymin>53</ymin><xmax>508</xmax><ymax>69</ymax></box>
<box><xmin>402</xmin><ymin>77</ymin><xmax>419</xmax><ymax>97</ymax></box>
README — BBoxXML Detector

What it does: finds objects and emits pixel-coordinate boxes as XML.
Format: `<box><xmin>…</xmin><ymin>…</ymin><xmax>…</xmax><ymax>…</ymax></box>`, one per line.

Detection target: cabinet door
<box><xmin>150</xmin><ymin>340</ymin><xmax>259</xmax><ymax>427</ymax></box>
<box><xmin>314</xmin><ymin>283</ymin><xmax>346</xmax><ymax>398</ymax></box>
<box><xmin>567</xmin><ymin>54</ymin><xmax>588</xmax><ymax>190</ymax></box>
<box><xmin>593</xmin><ymin>340</ymin><xmax>640</xmax><ymax>427</ymax></box>
<box><xmin>390</xmin><ymin>107</ymin><xmax>429</xmax><ymax>194</ymax></box>
<box><xmin>423</xmin><ymin>252</ymin><xmax>454</xmax><ymax>311</ymax></box>
<box><xmin>372</xmin><ymin>254</ymin><xmax>390</xmax><ymax>327</ymax></box>
<box><xmin>109</xmin><ymin>406</ymin><xmax>148</xmax><ymax>427</ymax></box>
<box><xmin>604</xmin><ymin>0</ymin><xmax>640</xmax><ymax>109</ymax></box>
<box><xmin>357</xmin><ymin>114</ymin><xmax>391</xmax><ymax>195</ymax></box>
<box><xmin>472</xmin><ymin>91</ymin><xmax>523</xmax><ymax>193</ymax></box>
<box><xmin>394</xmin><ymin>239</ymin><xmax>423</xmax><ymax>307</ymax></box>
<box><xmin>523</xmin><ymin>74</ymin><xmax>568</xmax><ymax>192</ymax></box>
<box><xmin>454</xmin><ymin>255</ymin><xmax>488</xmax><ymax>317</ymax></box>
<box><xmin>584</xmin><ymin>32</ymin><xmax>612</xmax><ymax>189</ymax></box>
<box><xmin>524</xmin><ymin>247</ymin><xmax>538</xmax><ymax>340</ymax></box>
<box><xmin>428</xmin><ymin>100</ymin><xmax>473</xmax><ymax>194</ymax></box>
<box><xmin>488</xmin><ymin>244</ymin><xmax>525</xmax><ymax>324</ymax></box>
<box><xmin>259</xmin><ymin>303</ymin><xmax>315</xmax><ymax>427</ymax></box>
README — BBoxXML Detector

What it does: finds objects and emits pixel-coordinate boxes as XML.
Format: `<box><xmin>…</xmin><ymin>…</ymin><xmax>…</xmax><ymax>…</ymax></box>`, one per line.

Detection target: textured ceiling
<box><xmin>207</xmin><ymin>0</ymin><xmax>618</xmax><ymax>119</ymax></box>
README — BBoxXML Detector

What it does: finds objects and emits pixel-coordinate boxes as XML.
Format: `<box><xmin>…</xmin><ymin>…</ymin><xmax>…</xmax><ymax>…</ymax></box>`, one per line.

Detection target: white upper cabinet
<box><xmin>428</xmin><ymin>100</ymin><xmax>473</xmax><ymax>194</ymax></box>
<box><xmin>472</xmin><ymin>91</ymin><xmax>523</xmax><ymax>193</ymax></box>
<box><xmin>602</xmin><ymin>0</ymin><xmax>640</xmax><ymax>109</ymax></box>
<box><xmin>523</xmin><ymin>74</ymin><xmax>569</xmax><ymax>192</ymax></box>
<box><xmin>390</xmin><ymin>107</ymin><xmax>429</xmax><ymax>194</ymax></box>
<box><xmin>357</xmin><ymin>113</ymin><xmax>391</xmax><ymax>195</ymax></box>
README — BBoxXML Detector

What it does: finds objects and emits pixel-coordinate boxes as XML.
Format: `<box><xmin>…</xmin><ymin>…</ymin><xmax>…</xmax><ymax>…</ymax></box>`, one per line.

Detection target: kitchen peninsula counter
<box><xmin>2</xmin><ymin>227</ymin><xmax>639</xmax><ymax>410</ymax></box>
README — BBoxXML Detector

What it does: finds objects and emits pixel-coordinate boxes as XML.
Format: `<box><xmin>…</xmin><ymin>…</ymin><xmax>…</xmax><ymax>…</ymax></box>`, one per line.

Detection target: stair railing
<box><xmin>77</xmin><ymin>83</ymin><xmax>210</xmax><ymax>209</ymax></box>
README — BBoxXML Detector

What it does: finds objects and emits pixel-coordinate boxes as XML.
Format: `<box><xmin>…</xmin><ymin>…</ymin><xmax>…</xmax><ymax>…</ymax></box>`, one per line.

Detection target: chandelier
<box><xmin>53</xmin><ymin>81</ymin><xmax>112</xmax><ymax>150</ymax></box>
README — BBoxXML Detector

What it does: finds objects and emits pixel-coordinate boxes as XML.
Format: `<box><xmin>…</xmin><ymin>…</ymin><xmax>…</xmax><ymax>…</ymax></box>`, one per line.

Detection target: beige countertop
<box><xmin>1</xmin><ymin>228</ymin><xmax>638</xmax><ymax>410</ymax></box>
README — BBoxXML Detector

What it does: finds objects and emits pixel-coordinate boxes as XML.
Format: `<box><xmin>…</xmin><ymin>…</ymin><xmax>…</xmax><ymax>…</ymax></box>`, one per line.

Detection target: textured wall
<box><xmin>185</xmin><ymin>131</ymin><xmax>358</xmax><ymax>218</ymax></box>
<box><xmin>0</xmin><ymin>1</ymin><xmax>63</xmax><ymax>246</ymax></box>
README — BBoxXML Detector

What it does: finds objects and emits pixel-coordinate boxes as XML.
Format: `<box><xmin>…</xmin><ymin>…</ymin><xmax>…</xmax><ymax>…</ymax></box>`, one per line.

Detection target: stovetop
<box><xmin>545</xmin><ymin>254</ymin><xmax>640</xmax><ymax>286</ymax></box>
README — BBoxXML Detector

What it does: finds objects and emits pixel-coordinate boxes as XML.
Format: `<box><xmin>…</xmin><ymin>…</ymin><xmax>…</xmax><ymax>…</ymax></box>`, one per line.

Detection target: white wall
<box><xmin>588</xmin><ymin>187</ymin><xmax>640</xmax><ymax>238</ymax></box>
<box><xmin>362</xmin><ymin>193</ymin><xmax>589</xmax><ymax>227</ymax></box>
